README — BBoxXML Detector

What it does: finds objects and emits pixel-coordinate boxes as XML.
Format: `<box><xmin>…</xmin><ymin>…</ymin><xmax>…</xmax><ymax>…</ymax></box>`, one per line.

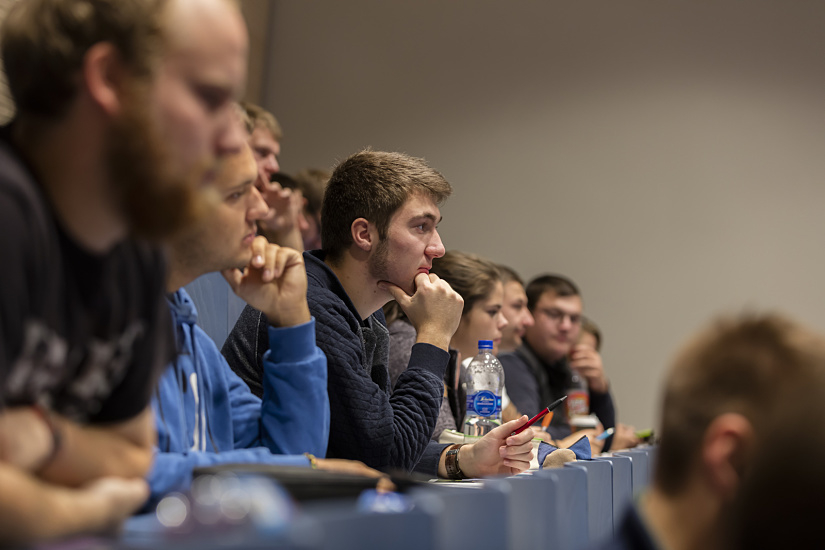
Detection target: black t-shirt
<box><xmin>0</xmin><ymin>126</ymin><xmax>174</xmax><ymax>423</ymax></box>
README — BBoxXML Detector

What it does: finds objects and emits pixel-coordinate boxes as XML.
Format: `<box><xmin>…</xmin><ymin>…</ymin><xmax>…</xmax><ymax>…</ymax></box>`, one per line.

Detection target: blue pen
<box><xmin>596</xmin><ymin>427</ymin><xmax>615</xmax><ymax>441</ymax></box>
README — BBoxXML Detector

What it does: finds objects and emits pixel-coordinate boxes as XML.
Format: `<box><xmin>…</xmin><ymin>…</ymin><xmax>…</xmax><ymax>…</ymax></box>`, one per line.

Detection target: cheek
<box><xmin>156</xmin><ymin>89</ymin><xmax>208</xmax><ymax>158</ymax></box>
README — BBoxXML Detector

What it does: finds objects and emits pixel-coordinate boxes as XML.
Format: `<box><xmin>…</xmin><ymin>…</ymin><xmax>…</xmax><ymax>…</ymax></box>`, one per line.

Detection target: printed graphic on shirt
<box><xmin>5</xmin><ymin>319</ymin><xmax>144</xmax><ymax>421</ymax></box>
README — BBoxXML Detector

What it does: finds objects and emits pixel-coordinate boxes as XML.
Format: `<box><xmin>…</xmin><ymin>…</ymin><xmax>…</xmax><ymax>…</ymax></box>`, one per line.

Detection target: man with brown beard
<box><xmin>0</xmin><ymin>0</ymin><xmax>247</xmax><ymax>544</ymax></box>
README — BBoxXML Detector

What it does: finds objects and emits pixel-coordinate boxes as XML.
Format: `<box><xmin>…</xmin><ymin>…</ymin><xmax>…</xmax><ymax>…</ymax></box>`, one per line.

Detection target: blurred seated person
<box><xmin>272</xmin><ymin>168</ymin><xmax>330</xmax><ymax>251</ymax></box>
<box><xmin>291</xmin><ymin>168</ymin><xmax>329</xmax><ymax>251</ymax></box>
<box><xmin>499</xmin><ymin>274</ymin><xmax>615</xmax><ymax>451</ymax></box>
<box><xmin>240</xmin><ymin>102</ymin><xmax>304</xmax><ymax>250</ymax></box>
<box><xmin>0</xmin><ymin>0</ymin><xmax>248</xmax><ymax>542</ymax></box>
<box><xmin>386</xmin><ymin>251</ymin><xmax>521</xmax><ymax>440</ymax></box>
<box><xmin>497</xmin><ymin>265</ymin><xmax>535</xmax><ymax>354</ymax></box>
<box><xmin>592</xmin><ymin>314</ymin><xmax>825</xmax><ymax>550</ymax></box>
<box><xmin>149</xmin><ymin>142</ymin><xmax>386</xmax><ymax>507</ymax></box>
<box><xmin>223</xmin><ymin>150</ymin><xmax>535</xmax><ymax>479</ymax></box>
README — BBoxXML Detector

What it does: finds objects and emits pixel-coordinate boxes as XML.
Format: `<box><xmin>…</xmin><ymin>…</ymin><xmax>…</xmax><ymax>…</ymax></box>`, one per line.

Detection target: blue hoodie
<box><xmin>147</xmin><ymin>289</ymin><xmax>329</xmax><ymax>505</ymax></box>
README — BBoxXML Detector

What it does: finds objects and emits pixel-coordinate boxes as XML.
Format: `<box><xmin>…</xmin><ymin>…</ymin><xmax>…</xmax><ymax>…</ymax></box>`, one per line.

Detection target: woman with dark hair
<box><xmin>386</xmin><ymin>250</ymin><xmax>519</xmax><ymax>440</ymax></box>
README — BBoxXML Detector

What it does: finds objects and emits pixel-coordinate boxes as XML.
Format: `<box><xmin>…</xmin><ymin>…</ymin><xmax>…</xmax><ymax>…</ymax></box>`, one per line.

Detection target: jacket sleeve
<box><xmin>147</xmin><ymin>447</ymin><xmax>310</xmax><ymax>506</ymax></box>
<box><xmin>259</xmin><ymin>318</ymin><xmax>329</xmax><ymax>457</ymax></box>
<box><xmin>413</xmin><ymin>441</ymin><xmax>450</xmax><ymax>477</ymax></box>
<box><xmin>315</xmin><ymin>302</ymin><xmax>448</xmax><ymax>471</ymax></box>
<box><xmin>226</xmin><ymin>318</ymin><xmax>328</xmax><ymax>458</ymax></box>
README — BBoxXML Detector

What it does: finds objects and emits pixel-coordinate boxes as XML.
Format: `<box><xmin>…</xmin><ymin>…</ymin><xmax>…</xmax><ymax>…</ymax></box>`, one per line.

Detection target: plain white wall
<box><xmin>259</xmin><ymin>0</ymin><xmax>825</xmax><ymax>430</ymax></box>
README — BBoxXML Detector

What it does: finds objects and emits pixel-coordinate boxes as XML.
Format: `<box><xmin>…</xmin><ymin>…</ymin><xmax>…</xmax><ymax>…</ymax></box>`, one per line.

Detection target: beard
<box><xmin>367</xmin><ymin>237</ymin><xmax>390</xmax><ymax>282</ymax></box>
<box><xmin>105</xmin><ymin>84</ymin><xmax>212</xmax><ymax>242</ymax></box>
<box><xmin>368</xmin><ymin>238</ymin><xmax>415</xmax><ymax>295</ymax></box>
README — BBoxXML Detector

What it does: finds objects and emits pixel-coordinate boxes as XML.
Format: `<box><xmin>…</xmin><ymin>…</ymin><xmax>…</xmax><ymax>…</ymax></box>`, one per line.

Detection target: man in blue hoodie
<box><xmin>146</xmin><ymin>140</ymin><xmax>349</xmax><ymax>506</ymax></box>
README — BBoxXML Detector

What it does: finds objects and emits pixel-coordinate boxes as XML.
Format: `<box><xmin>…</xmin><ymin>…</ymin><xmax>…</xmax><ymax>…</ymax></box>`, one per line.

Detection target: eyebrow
<box><xmin>225</xmin><ymin>179</ymin><xmax>255</xmax><ymax>193</ymax></box>
<box><xmin>411</xmin><ymin>212</ymin><xmax>442</xmax><ymax>224</ymax></box>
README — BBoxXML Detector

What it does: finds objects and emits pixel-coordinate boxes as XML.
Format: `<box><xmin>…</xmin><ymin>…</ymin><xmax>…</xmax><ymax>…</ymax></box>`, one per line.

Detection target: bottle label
<box><xmin>466</xmin><ymin>391</ymin><xmax>502</xmax><ymax>416</ymax></box>
<box><xmin>566</xmin><ymin>389</ymin><xmax>589</xmax><ymax>417</ymax></box>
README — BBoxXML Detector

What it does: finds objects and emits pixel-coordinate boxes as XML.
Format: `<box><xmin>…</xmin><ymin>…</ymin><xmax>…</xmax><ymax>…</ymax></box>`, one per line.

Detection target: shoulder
<box><xmin>0</xmin><ymin>138</ymin><xmax>51</xmax><ymax>249</ymax></box>
<box><xmin>499</xmin><ymin>351</ymin><xmax>528</xmax><ymax>368</ymax></box>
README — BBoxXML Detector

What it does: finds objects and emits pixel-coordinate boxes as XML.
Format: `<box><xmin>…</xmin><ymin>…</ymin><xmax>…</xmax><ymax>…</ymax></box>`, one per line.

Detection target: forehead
<box><xmin>249</xmin><ymin>126</ymin><xmax>279</xmax><ymax>148</ymax></box>
<box><xmin>214</xmin><ymin>145</ymin><xmax>257</xmax><ymax>191</ymax></box>
<box><xmin>162</xmin><ymin>0</ymin><xmax>247</xmax><ymax>87</ymax></box>
<box><xmin>537</xmin><ymin>291</ymin><xmax>582</xmax><ymax>313</ymax></box>
<box><xmin>390</xmin><ymin>193</ymin><xmax>440</xmax><ymax>223</ymax></box>
<box><xmin>504</xmin><ymin>280</ymin><xmax>527</xmax><ymax>300</ymax></box>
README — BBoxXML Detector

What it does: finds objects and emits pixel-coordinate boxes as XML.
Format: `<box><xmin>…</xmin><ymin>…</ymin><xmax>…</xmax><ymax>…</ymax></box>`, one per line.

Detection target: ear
<box><xmin>701</xmin><ymin>413</ymin><xmax>755</xmax><ymax>501</ymax></box>
<box><xmin>82</xmin><ymin>42</ymin><xmax>127</xmax><ymax>117</ymax></box>
<box><xmin>351</xmin><ymin>218</ymin><xmax>376</xmax><ymax>252</ymax></box>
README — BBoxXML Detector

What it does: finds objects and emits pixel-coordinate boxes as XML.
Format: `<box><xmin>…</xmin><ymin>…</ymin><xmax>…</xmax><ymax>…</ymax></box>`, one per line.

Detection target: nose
<box><xmin>523</xmin><ymin>309</ymin><xmax>535</xmax><ymax>328</ymax></box>
<box><xmin>247</xmin><ymin>185</ymin><xmax>269</xmax><ymax>222</ymax></box>
<box><xmin>262</xmin><ymin>154</ymin><xmax>280</xmax><ymax>177</ymax></box>
<box><xmin>497</xmin><ymin>311</ymin><xmax>509</xmax><ymax>331</ymax></box>
<box><xmin>559</xmin><ymin>316</ymin><xmax>573</xmax><ymax>331</ymax></box>
<box><xmin>426</xmin><ymin>230</ymin><xmax>446</xmax><ymax>258</ymax></box>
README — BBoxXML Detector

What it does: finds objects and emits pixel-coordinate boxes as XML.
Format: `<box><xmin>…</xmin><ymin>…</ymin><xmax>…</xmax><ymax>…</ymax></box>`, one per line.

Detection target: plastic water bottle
<box><xmin>462</xmin><ymin>340</ymin><xmax>504</xmax><ymax>436</ymax></box>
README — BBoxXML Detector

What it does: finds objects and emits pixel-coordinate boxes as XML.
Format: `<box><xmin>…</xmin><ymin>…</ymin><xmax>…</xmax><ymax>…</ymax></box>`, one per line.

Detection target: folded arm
<box><xmin>0</xmin><ymin>406</ymin><xmax>154</xmax><ymax>486</ymax></box>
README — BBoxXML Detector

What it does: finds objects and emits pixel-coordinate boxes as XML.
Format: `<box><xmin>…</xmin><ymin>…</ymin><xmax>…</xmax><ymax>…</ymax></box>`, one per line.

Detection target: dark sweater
<box><xmin>500</xmin><ymin>342</ymin><xmax>616</xmax><ymax>446</ymax></box>
<box><xmin>223</xmin><ymin>250</ymin><xmax>450</xmax><ymax>473</ymax></box>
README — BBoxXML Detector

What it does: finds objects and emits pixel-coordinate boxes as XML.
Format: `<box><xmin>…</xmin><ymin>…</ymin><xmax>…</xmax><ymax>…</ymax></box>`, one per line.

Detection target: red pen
<box><xmin>511</xmin><ymin>396</ymin><xmax>568</xmax><ymax>436</ymax></box>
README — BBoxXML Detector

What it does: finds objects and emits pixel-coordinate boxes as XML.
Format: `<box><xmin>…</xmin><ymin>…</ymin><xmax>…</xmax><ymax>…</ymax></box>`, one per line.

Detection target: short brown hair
<box><xmin>294</xmin><ymin>168</ymin><xmax>330</xmax><ymax>220</ymax></box>
<box><xmin>2</xmin><ymin>0</ymin><xmax>167</xmax><ymax>119</ymax></box>
<box><xmin>496</xmin><ymin>264</ymin><xmax>524</xmax><ymax>288</ymax></box>
<box><xmin>431</xmin><ymin>251</ymin><xmax>501</xmax><ymax>317</ymax></box>
<box><xmin>321</xmin><ymin>149</ymin><xmax>452</xmax><ymax>263</ymax></box>
<box><xmin>655</xmin><ymin>313</ymin><xmax>825</xmax><ymax>495</ymax></box>
<box><xmin>241</xmin><ymin>101</ymin><xmax>282</xmax><ymax>141</ymax></box>
<box><xmin>525</xmin><ymin>274</ymin><xmax>580</xmax><ymax>312</ymax></box>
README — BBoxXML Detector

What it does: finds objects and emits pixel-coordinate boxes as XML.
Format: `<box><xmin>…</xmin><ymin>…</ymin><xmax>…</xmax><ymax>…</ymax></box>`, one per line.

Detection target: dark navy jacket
<box><xmin>224</xmin><ymin>250</ymin><xmax>450</xmax><ymax>473</ymax></box>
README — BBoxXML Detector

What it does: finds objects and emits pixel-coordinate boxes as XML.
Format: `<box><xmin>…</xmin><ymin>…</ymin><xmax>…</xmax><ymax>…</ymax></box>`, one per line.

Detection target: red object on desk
<box><xmin>511</xmin><ymin>396</ymin><xmax>567</xmax><ymax>436</ymax></box>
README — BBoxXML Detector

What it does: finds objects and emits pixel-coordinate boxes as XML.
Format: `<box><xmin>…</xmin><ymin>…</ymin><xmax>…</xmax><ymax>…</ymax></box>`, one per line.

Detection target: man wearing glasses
<box><xmin>499</xmin><ymin>274</ymin><xmax>616</xmax><ymax>446</ymax></box>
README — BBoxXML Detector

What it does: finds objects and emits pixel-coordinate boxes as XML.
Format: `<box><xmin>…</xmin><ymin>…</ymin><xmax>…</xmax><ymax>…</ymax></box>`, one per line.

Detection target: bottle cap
<box><xmin>478</xmin><ymin>340</ymin><xmax>494</xmax><ymax>349</ymax></box>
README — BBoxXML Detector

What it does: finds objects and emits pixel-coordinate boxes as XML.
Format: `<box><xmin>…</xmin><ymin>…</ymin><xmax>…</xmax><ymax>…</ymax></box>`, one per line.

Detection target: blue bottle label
<box><xmin>466</xmin><ymin>390</ymin><xmax>502</xmax><ymax>416</ymax></box>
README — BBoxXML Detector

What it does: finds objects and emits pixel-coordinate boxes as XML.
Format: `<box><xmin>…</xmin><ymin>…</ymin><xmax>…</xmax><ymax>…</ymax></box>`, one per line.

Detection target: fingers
<box><xmin>491</xmin><ymin>416</ymin><xmax>535</xmax><ymax>449</ymax></box>
<box><xmin>489</xmin><ymin>415</ymin><xmax>527</xmax><ymax>439</ymax></box>
<box><xmin>251</xmin><ymin>241</ymin><xmax>303</xmax><ymax>283</ymax></box>
<box><xmin>250</xmin><ymin>236</ymin><xmax>268</xmax><ymax>268</ymax></box>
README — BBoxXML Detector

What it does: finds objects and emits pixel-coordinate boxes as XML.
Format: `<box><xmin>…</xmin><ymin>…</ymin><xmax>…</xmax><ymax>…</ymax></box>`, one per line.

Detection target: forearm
<box><xmin>259</xmin><ymin>320</ymin><xmax>329</xmax><ymax>457</ymax></box>
<box><xmin>40</xmin><ymin>408</ymin><xmax>155</xmax><ymax>486</ymax></box>
<box><xmin>415</xmin><ymin>441</ymin><xmax>450</xmax><ymax>478</ymax></box>
<box><xmin>0</xmin><ymin>465</ymin><xmax>107</xmax><ymax>544</ymax></box>
<box><xmin>147</xmin><ymin>448</ymin><xmax>309</xmax><ymax>505</ymax></box>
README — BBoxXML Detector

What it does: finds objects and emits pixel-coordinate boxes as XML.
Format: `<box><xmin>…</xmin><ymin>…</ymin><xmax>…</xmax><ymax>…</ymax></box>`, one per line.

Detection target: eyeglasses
<box><xmin>538</xmin><ymin>308</ymin><xmax>582</xmax><ymax>325</ymax></box>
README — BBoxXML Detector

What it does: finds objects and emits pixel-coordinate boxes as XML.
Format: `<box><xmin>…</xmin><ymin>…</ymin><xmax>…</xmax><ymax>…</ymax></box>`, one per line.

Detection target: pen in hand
<box><xmin>511</xmin><ymin>396</ymin><xmax>568</xmax><ymax>436</ymax></box>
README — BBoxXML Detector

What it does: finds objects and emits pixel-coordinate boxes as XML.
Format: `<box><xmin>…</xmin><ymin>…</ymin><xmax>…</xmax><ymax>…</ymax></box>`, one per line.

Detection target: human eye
<box><xmin>226</xmin><ymin>186</ymin><xmax>248</xmax><ymax>202</ymax></box>
<box><xmin>195</xmin><ymin>84</ymin><xmax>230</xmax><ymax>112</ymax></box>
<box><xmin>546</xmin><ymin>309</ymin><xmax>562</xmax><ymax>321</ymax></box>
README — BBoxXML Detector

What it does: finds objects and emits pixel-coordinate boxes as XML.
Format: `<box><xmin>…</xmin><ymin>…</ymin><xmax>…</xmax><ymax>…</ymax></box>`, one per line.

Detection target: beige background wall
<box><xmin>254</xmin><ymin>0</ymin><xmax>825</xmax><ymax>431</ymax></box>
